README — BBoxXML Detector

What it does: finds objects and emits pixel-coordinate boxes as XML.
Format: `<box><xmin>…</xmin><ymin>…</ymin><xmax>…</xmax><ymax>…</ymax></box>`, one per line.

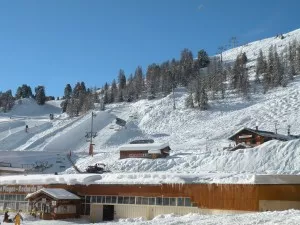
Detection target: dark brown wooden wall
<box><xmin>2</xmin><ymin>183</ymin><xmax>300</xmax><ymax>212</ymax></box>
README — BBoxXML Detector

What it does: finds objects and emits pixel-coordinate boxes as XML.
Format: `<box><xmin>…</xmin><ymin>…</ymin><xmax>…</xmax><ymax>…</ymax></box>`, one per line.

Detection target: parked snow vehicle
<box><xmin>85</xmin><ymin>163</ymin><xmax>109</xmax><ymax>174</ymax></box>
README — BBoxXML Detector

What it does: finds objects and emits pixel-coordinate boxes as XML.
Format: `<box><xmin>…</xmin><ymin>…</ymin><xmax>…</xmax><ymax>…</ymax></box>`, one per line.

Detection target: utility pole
<box><xmin>167</xmin><ymin>68</ymin><xmax>176</xmax><ymax>110</ymax></box>
<box><xmin>230</xmin><ymin>37</ymin><xmax>238</xmax><ymax>48</ymax></box>
<box><xmin>86</xmin><ymin>112</ymin><xmax>97</xmax><ymax>156</ymax></box>
<box><xmin>218</xmin><ymin>46</ymin><xmax>226</xmax><ymax>63</ymax></box>
<box><xmin>172</xmin><ymin>86</ymin><xmax>176</xmax><ymax>110</ymax></box>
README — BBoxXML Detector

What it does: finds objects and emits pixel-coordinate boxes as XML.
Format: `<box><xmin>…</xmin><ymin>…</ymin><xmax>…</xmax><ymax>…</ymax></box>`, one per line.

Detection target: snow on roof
<box><xmin>0</xmin><ymin>174</ymin><xmax>102</xmax><ymax>185</ymax></box>
<box><xmin>0</xmin><ymin>167</ymin><xmax>25</xmax><ymax>173</ymax></box>
<box><xmin>118</xmin><ymin>142</ymin><xmax>169</xmax><ymax>151</ymax></box>
<box><xmin>1</xmin><ymin>173</ymin><xmax>300</xmax><ymax>185</ymax></box>
<box><xmin>26</xmin><ymin>188</ymin><xmax>81</xmax><ymax>200</ymax></box>
<box><xmin>148</xmin><ymin>149</ymin><xmax>162</xmax><ymax>154</ymax></box>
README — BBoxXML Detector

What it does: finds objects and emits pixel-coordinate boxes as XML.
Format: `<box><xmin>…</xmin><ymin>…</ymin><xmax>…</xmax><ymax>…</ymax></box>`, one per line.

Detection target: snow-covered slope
<box><xmin>222</xmin><ymin>28</ymin><xmax>300</xmax><ymax>65</ymax></box>
<box><xmin>0</xmin><ymin>28</ymin><xmax>300</xmax><ymax>179</ymax></box>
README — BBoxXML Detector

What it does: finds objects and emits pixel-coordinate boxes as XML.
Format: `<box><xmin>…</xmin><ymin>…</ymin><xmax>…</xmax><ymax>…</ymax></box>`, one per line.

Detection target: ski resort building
<box><xmin>228</xmin><ymin>127</ymin><xmax>297</xmax><ymax>147</ymax></box>
<box><xmin>0</xmin><ymin>174</ymin><xmax>300</xmax><ymax>222</ymax></box>
<box><xmin>119</xmin><ymin>142</ymin><xmax>171</xmax><ymax>159</ymax></box>
<box><xmin>25</xmin><ymin>188</ymin><xmax>81</xmax><ymax>220</ymax></box>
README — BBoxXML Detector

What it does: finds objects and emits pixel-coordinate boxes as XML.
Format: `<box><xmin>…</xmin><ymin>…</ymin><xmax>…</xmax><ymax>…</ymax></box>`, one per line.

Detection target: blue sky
<box><xmin>0</xmin><ymin>0</ymin><xmax>299</xmax><ymax>97</ymax></box>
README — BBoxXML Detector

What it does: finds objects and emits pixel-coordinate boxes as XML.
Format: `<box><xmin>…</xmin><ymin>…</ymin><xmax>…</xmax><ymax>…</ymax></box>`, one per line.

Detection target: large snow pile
<box><xmin>0</xmin><ymin>210</ymin><xmax>300</xmax><ymax>225</ymax></box>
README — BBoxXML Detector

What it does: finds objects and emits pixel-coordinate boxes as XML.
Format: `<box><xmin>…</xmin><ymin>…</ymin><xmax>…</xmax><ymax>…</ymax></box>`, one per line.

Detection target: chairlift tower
<box><xmin>86</xmin><ymin>112</ymin><xmax>97</xmax><ymax>156</ymax></box>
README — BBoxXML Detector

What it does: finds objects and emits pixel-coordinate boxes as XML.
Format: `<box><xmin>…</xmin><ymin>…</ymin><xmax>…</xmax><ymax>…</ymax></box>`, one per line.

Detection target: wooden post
<box><xmin>89</xmin><ymin>144</ymin><xmax>94</xmax><ymax>156</ymax></box>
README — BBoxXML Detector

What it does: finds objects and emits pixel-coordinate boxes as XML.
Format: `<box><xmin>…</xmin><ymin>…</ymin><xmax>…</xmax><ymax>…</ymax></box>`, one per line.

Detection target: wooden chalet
<box><xmin>119</xmin><ymin>142</ymin><xmax>171</xmax><ymax>159</ymax></box>
<box><xmin>228</xmin><ymin>127</ymin><xmax>295</xmax><ymax>147</ymax></box>
<box><xmin>25</xmin><ymin>188</ymin><xmax>81</xmax><ymax>220</ymax></box>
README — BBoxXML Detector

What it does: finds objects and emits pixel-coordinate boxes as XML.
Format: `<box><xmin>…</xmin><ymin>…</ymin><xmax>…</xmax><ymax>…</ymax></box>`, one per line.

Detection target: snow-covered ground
<box><xmin>1</xmin><ymin>210</ymin><xmax>300</xmax><ymax>225</ymax></box>
<box><xmin>0</xmin><ymin>27</ymin><xmax>300</xmax><ymax>225</ymax></box>
<box><xmin>0</xmin><ymin>28</ymin><xmax>300</xmax><ymax>179</ymax></box>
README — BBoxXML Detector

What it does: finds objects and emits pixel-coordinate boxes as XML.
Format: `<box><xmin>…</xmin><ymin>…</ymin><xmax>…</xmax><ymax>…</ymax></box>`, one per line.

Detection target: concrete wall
<box><xmin>90</xmin><ymin>203</ymin><xmax>251</xmax><ymax>222</ymax></box>
<box><xmin>90</xmin><ymin>204</ymin><xmax>103</xmax><ymax>222</ymax></box>
<box><xmin>259</xmin><ymin>200</ymin><xmax>300</xmax><ymax>211</ymax></box>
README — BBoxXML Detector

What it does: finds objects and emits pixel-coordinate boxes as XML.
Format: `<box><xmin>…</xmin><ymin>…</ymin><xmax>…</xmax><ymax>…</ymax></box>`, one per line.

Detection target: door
<box><xmin>103</xmin><ymin>205</ymin><xmax>114</xmax><ymax>221</ymax></box>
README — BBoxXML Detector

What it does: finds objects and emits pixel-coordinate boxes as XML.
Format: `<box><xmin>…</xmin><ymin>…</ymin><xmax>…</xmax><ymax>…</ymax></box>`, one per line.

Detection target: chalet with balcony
<box><xmin>228</xmin><ymin>126</ymin><xmax>296</xmax><ymax>148</ymax></box>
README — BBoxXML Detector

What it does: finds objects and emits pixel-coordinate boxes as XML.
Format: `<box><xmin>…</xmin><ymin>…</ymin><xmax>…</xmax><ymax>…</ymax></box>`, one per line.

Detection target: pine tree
<box><xmin>35</xmin><ymin>86</ymin><xmax>46</xmax><ymax>105</ymax></box>
<box><xmin>0</xmin><ymin>90</ymin><xmax>14</xmax><ymax>112</ymax></box>
<box><xmin>60</xmin><ymin>100</ymin><xmax>68</xmax><ymax>113</ymax></box>
<box><xmin>133</xmin><ymin>66</ymin><xmax>144</xmax><ymax>100</ymax></box>
<box><xmin>64</xmin><ymin>84</ymin><xmax>72</xmax><ymax>99</ymax></box>
<box><xmin>146</xmin><ymin>64</ymin><xmax>160</xmax><ymax>97</ymax></box>
<box><xmin>160</xmin><ymin>61</ymin><xmax>172</xmax><ymax>96</ymax></box>
<box><xmin>273</xmin><ymin>47</ymin><xmax>284</xmax><ymax>87</ymax></box>
<box><xmin>295</xmin><ymin>41</ymin><xmax>300</xmax><ymax>73</ymax></box>
<box><xmin>185</xmin><ymin>92</ymin><xmax>194</xmax><ymax>108</ymax></box>
<box><xmin>180</xmin><ymin>49</ymin><xmax>194</xmax><ymax>86</ymax></box>
<box><xmin>199</xmin><ymin>87</ymin><xmax>208</xmax><ymax>110</ymax></box>
<box><xmin>109</xmin><ymin>79</ymin><xmax>117</xmax><ymax>103</ymax></box>
<box><xmin>255</xmin><ymin>49</ymin><xmax>267</xmax><ymax>83</ymax></box>
<box><xmin>266</xmin><ymin>45</ymin><xmax>275</xmax><ymax>89</ymax></box>
<box><xmin>118</xmin><ymin>69</ymin><xmax>127</xmax><ymax>90</ymax></box>
<box><xmin>15</xmin><ymin>87</ymin><xmax>23</xmax><ymax>99</ymax></box>
<box><xmin>73</xmin><ymin>82</ymin><xmax>81</xmax><ymax>98</ymax></box>
<box><xmin>197</xmin><ymin>49</ymin><xmax>210</xmax><ymax>68</ymax></box>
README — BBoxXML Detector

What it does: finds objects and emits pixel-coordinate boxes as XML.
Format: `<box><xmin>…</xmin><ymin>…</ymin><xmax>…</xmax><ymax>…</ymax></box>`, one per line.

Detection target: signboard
<box><xmin>238</xmin><ymin>135</ymin><xmax>252</xmax><ymax>139</ymax></box>
<box><xmin>128</xmin><ymin>153</ymin><xmax>149</xmax><ymax>158</ymax></box>
<box><xmin>42</xmin><ymin>198</ymin><xmax>46</xmax><ymax>203</ymax></box>
<box><xmin>0</xmin><ymin>185</ymin><xmax>44</xmax><ymax>193</ymax></box>
<box><xmin>52</xmin><ymin>201</ymin><xmax>57</xmax><ymax>206</ymax></box>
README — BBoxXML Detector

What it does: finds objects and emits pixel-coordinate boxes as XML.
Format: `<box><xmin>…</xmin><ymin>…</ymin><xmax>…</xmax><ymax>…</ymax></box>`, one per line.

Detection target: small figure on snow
<box><xmin>25</xmin><ymin>125</ymin><xmax>28</xmax><ymax>133</ymax></box>
<box><xmin>13</xmin><ymin>210</ymin><xmax>23</xmax><ymax>225</ymax></box>
<box><xmin>3</xmin><ymin>211</ymin><xmax>13</xmax><ymax>223</ymax></box>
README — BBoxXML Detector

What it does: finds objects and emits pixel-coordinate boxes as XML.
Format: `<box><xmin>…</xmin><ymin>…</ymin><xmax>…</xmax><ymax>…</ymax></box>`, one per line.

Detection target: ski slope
<box><xmin>0</xmin><ymin>28</ymin><xmax>300</xmax><ymax>179</ymax></box>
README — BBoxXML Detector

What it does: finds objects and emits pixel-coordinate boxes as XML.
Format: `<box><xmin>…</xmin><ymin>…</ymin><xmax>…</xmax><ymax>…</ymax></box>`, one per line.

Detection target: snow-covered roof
<box><xmin>26</xmin><ymin>188</ymin><xmax>81</xmax><ymax>200</ymax></box>
<box><xmin>118</xmin><ymin>142</ymin><xmax>170</xmax><ymax>151</ymax></box>
<box><xmin>148</xmin><ymin>149</ymin><xmax>162</xmax><ymax>154</ymax></box>
<box><xmin>0</xmin><ymin>167</ymin><xmax>25</xmax><ymax>173</ymax></box>
<box><xmin>228</xmin><ymin>127</ymin><xmax>295</xmax><ymax>141</ymax></box>
<box><xmin>1</xmin><ymin>173</ymin><xmax>300</xmax><ymax>185</ymax></box>
<box><xmin>0</xmin><ymin>174</ymin><xmax>102</xmax><ymax>185</ymax></box>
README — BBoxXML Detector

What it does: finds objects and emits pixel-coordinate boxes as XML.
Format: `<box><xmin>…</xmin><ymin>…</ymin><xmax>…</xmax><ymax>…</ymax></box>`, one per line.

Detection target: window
<box><xmin>163</xmin><ymin>198</ymin><xmax>169</xmax><ymax>206</ymax></box>
<box><xmin>118</xmin><ymin>196</ymin><xmax>123</xmax><ymax>204</ymax></box>
<box><xmin>141</xmin><ymin>197</ymin><xmax>148</xmax><ymax>205</ymax></box>
<box><xmin>129</xmin><ymin>197</ymin><xmax>135</xmax><ymax>204</ymax></box>
<box><xmin>156</xmin><ymin>197</ymin><xmax>162</xmax><ymax>205</ymax></box>
<box><xmin>85</xmin><ymin>196</ymin><xmax>90</xmax><ymax>203</ymax></box>
<box><xmin>185</xmin><ymin>198</ymin><xmax>191</xmax><ymax>206</ymax></box>
<box><xmin>123</xmin><ymin>197</ymin><xmax>130</xmax><ymax>204</ymax></box>
<box><xmin>105</xmin><ymin>196</ymin><xmax>112</xmax><ymax>203</ymax></box>
<box><xmin>136</xmin><ymin>197</ymin><xmax>142</xmax><ymax>204</ymax></box>
<box><xmin>97</xmin><ymin>196</ymin><xmax>102</xmax><ymax>203</ymax></box>
<box><xmin>111</xmin><ymin>196</ymin><xmax>117</xmax><ymax>203</ymax></box>
<box><xmin>91</xmin><ymin>196</ymin><xmax>97</xmax><ymax>203</ymax></box>
<box><xmin>170</xmin><ymin>198</ymin><xmax>176</xmax><ymax>206</ymax></box>
<box><xmin>149</xmin><ymin>197</ymin><xmax>155</xmax><ymax>205</ymax></box>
